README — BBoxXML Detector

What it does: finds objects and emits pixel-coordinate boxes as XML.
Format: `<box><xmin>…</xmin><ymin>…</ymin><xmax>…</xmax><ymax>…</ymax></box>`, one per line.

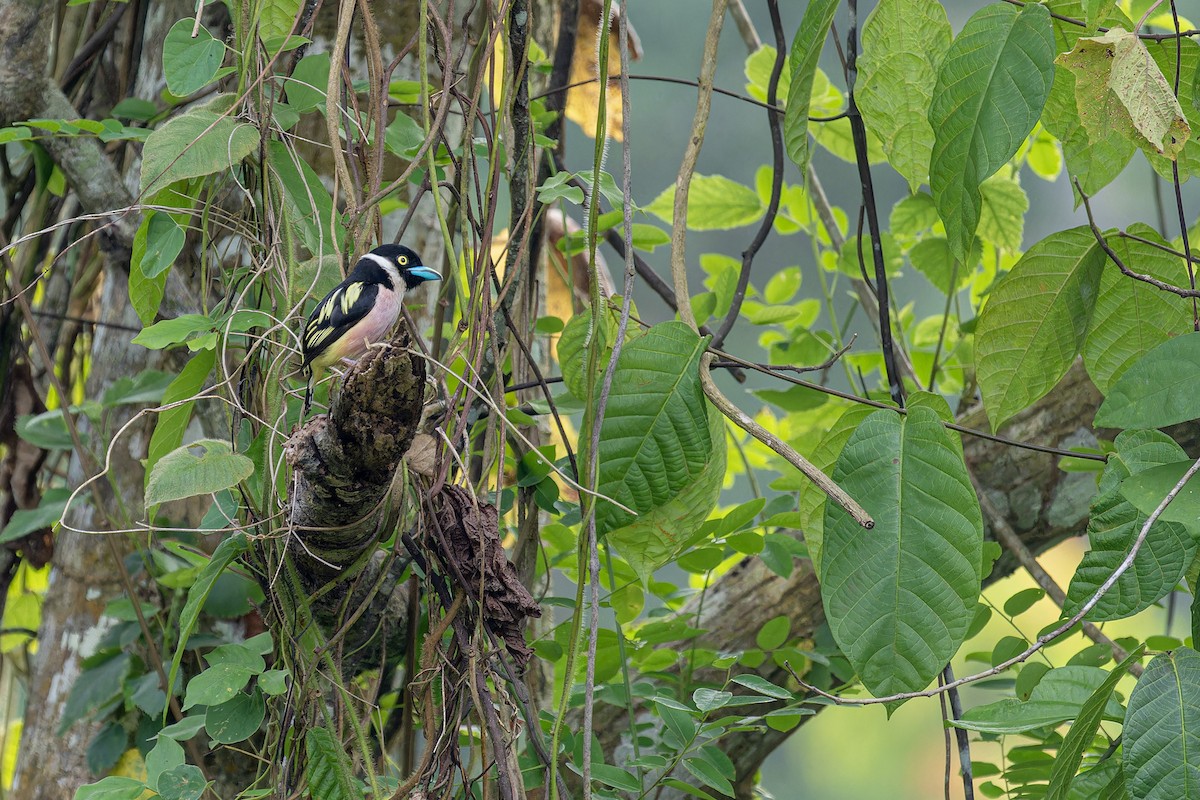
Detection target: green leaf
<box><xmin>258</xmin><ymin>0</ymin><xmax>302</xmax><ymax>44</ymax></box>
<box><xmin>1043</xmin><ymin>64</ymin><xmax>1135</xmax><ymax>198</ymax></box>
<box><xmin>908</xmin><ymin>237</ymin><xmax>972</xmax><ymax>295</ymax></box>
<box><xmin>205</xmin><ymin>688</ymin><xmax>266</xmax><ymax>744</ymax></box>
<box><xmin>977</xmin><ymin>174</ymin><xmax>1028</xmax><ymax>252</ymax></box>
<box><xmin>953</xmin><ymin>666</ymin><xmax>1125</xmax><ymax>733</ymax></box>
<box><xmin>558</xmin><ymin>306</ymin><xmax>622</xmax><ymax>400</ymax></box>
<box><xmin>683</xmin><ymin>756</ymin><xmax>736</xmax><ymax>798</ymax></box>
<box><xmin>384</xmin><ymin>111</ymin><xmax>424</xmax><ymax>157</ymax></box>
<box><xmin>645</xmin><ymin>174</ymin><xmax>764</xmax><ymax>231</ymax></box>
<box><xmin>157</xmin><ymin>715</ymin><xmax>206</xmax><ymax>741</ymax></box>
<box><xmin>156</xmin><ymin>764</ymin><xmax>206</xmax><ymax>800</ymax></box>
<box><xmin>1047</xmin><ymin>646</ymin><xmax>1145</xmax><ymax>800</ymax></box>
<box><xmin>1096</xmin><ymin>333</ymin><xmax>1200</xmax><ymax>429</ymax></box>
<box><xmin>975</xmin><ymin>227</ymin><xmax>1105</xmax><ymax>431</ymax></box>
<box><xmin>130</xmin><ymin>217</ymin><xmax>169</xmax><ymax>326</ymax></box>
<box><xmin>137</xmin><ymin>212</ymin><xmax>186</xmax><ymax>279</ymax></box>
<box><xmin>268</xmin><ymin>140</ymin><xmax>343</xmax><ymax>256</ymax></box>
<box><xmin>146</xmin><ymin>439</ymin><xmax>254</xmax><ymax>508</ymax></box>
<box><xmin>0</xmin><ymin>487</ymin><xmax>69</xmax><ymax>544</ymax></box>
<box><xmin>856</xmin><ymin>0</ymin><xmax>952</xmax><ymax>191</ymax></box>
<box><xmin>73</xmin><ymin>777</ymin><xmax>147</xmax><ymax>800</ymax></box>
<box><xmin>589</xmin><ymin>763</ymin><xmax>642</xmax><ymax>792</ymax></box>
<box><xmin>692</xmin><ymin>688</ymin><xmax>733</xmax><ymax>712</ymax></box>
<box><xmin>306</xmin><ymin>727</ymin><xmax>357</xmax><ymax>800</ymax></box>
<box><xmin>1057</xmin><ymin>28</ymin><xmax>1191</xmax><ymax>160</ymax></box>
<box><xmin>821</xmin><ymin>406</ymin><xmax>983</xmax><ymax>700</ymax></box>
<box><xmin>783</xmin><ymin>0</ymin><xmax>839</xmax><ymax>175</ymax></box>
<box><xmin>731</xmin><ymin>674</ymin><xmax>793</xmax><ymax>700</ymax></box>
<box><xmin>146</xmin><ymin>349</ymin><xmax>216</xmax><ymax>494</ymax></box>
<box><xmin>183</xmin><ymin>663</ymin><xmax>254</xmax><ymax>710</ymax></box>
<box><xmin>140</xmin><ymin>96</ymin><xmax>257</xmax><ymax>196</ymax></box>
<box><xmin>1066</xmin><ymin>483</ymin><xmax>1194</xmax><ymax>621</ymax></box>
<box><xmin>285</xmin><ymin>53</ymin><xmax>330</xmax><ymax>113</ymax></box>
<box><xmin>1084</xmin><ymin>225</ymin><xmax>1193</xmax><ymax>393</ymax></box>
<box><xmin>258</xmin><ymin>669</ymin><xmax>289</xmax><ymax>696</ymax></box>
<box><xmin>1123</xmin><ymin>647</ymin><xmax>1200</xmax><ymax>799</ymax></box>
<box><xmin>163</xmin><ymin>20</ymin><xmax>225</xmax><ymax>97</ymax></box>
<box><xmin>146</xmin><ymin>736</ymin><xmax>185</xmax><ymax>791</ymax></box>
<box><xmin>744</xmin><ymin>45</ymin><xmax>791</xmax><ymax>104</ymax></box>
<box><xmin>1120</xmin><ymin>460</ymin><xmax>1200</xmax><ymax>528</ymax></box>
<box><xmin>756</xmin><ymin>615</ymin><xmax>790</xmax><ymax>650</ymax></box>
<box><xmin>165</xmin><ymin>534</ymin><xmax>249</xmax><ymax>720</ymax></box>
<box><xmin>929</xmin><ymin>3</ymin><xmax>1054</xmax><ymax>261</ymax></box>
<box><xmin>133</xmin><ymin>314</ymin><xmax>216</xmax><ymax>350</ymax></box>
<box><xmin>589</xmin><ymin>322</ymin><xmax>726</xmax><ymax>580</ymax></box>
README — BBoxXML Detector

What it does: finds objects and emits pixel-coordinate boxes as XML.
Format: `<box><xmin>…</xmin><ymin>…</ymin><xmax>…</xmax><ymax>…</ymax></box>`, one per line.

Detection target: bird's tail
<box><xmin>303</xmin><ymin>366</ymin><xmax>313</xmax><ymax>415</ymax></box>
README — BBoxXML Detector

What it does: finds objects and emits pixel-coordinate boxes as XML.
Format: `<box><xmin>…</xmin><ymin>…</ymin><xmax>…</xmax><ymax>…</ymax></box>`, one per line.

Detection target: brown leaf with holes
<box><xmin>429</xmin><ymin>485</ymin><xmax>541</xmax><ymax>670</ymax></box>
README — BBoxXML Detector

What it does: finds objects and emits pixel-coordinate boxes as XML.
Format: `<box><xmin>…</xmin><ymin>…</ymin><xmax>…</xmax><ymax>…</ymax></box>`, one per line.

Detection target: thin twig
<box><xmin>1076</xmin><ymin>177</ymin><xmax>1200</xmax><ymax>299</ymax></box>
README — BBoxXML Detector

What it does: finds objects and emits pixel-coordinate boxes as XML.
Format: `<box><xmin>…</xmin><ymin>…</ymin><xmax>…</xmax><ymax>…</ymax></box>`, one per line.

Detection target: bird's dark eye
<box><xmin>397</xmin><ymin>255</ymin><xmax>409</xmax><ymax>266</ymax></box>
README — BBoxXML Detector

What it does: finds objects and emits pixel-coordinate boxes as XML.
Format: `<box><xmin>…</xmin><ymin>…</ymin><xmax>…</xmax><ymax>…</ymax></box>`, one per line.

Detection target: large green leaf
<box><xmin>268</xmin><ymin>140</ymin><xmax>343</xmax><ymax>256</ymax></box>
<box><xmin>1096</xmin><ymin>332</ymin><xmax>1200</xmax><ymax>429</ymax></box>
<box><xmin>975</xmin><ymin>227</ymin><xmax>1105</xmax><ymax>431</ymax></box>
<box><xmin>140</xmin><ymin>96</ymin><xmax>258</xmax><ymax>196</ymax></box>
<box><xmin>929</xmin><ymin>2</ymin><xmax>1054</xmax><ymax>261</ymax></box>
<box><xmin>820</xmin><ymin>406</ymin><xmax>983</xmax><ymax>699</ymax></box>
<box><xmin>953</xmin><ymin>666</ymin><xmax>1126</xmax><ymax>734</ymax></box>
<box><xmin>645</xmin><ymin>174</ymin><xmax>764</xmax><ymax>231</ymax></box>
<box><xmin>603</xmin><ymin>404</ymin><xmax>725</xmax><ymax>582</ymax></box>
<box><xmin>306</xmin><ymin>727</ymin><xmax>357</xmax><ymax>800</ymax></box>
<box><xmin>782</xmin><ymin>0</ymin><xmax>839</xmax><ymax>176</ymax></box>
<box><xmin>856</xmin><ymin>0</ymin><xmax>952</xmax><ymax>191</ymax></box>
<box><xmin>163</xmin><ymin>19</ymin><xmax>225</xmax><ymax>98</ymax></box>
<box><xmin>1084</xmin><ymin>225</ymin><xmax>1193</xmax><ymax>393</ymax></box>
<box><xmin>146</xmin><ymin>439</ymin><xmax>254</xmax><ymax>508</ymax></box>
<box><xmin>1047</xmin><ymin>647</ymin><xmax>1145</xmax><ymax>800</ymax></box>
<box><xmin>1124</xmin><ymin>647</ymin><xmax>1200</xmax><ymax>799</ymax></box>
<box><xmin>589</xmin><ymin>322</ymin><xmax>726</xmax><ymax>580</ymax></box>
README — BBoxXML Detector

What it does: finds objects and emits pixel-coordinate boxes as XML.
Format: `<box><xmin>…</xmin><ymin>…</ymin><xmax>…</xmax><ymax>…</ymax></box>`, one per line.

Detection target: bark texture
<box><xmin>11</xmin><ymin>280</ymin><xmax>151</xmax><ymax>799</ymax></box>
<box><xmin>283</xmin><ymin>335</ymin><xmax>425</xmax><ymax>670</ymax></box>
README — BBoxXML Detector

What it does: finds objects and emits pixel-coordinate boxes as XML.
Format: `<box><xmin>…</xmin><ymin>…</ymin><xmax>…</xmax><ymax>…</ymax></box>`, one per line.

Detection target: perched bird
<box><xmin>301</xmin><ymin>243</ymin><xmax>441</xmax><ymax>411</ymax></box>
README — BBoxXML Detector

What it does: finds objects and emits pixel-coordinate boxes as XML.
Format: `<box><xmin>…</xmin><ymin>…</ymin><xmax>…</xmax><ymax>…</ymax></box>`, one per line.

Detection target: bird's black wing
<box><xmin>301</xmin><ymin>280</ymin><xmax>381</xmax><ymax>366</ymax></box>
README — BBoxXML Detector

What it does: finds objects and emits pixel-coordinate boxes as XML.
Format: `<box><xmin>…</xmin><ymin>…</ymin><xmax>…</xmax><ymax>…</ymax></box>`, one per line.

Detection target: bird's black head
<box><xmin>367</xmin><ymin>244</ymin><xmax>441</xmax><ymax>289</ymax></box>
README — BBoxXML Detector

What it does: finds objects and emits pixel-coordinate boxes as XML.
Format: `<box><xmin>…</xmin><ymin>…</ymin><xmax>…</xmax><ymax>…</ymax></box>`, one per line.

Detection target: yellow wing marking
<box><xmin>304</xmin><ymin>322</ymin><xmax>334</xmax><ymax>349</ymax></box>
<box><xmin>340</xmin><ymin>282</ymin><xmax>364</xmax><ymax>316</ymax></box>
<box><xmin>317</xmin><ymin>296</ymin><xmax>337</xmax><ymax>324</ymax></box>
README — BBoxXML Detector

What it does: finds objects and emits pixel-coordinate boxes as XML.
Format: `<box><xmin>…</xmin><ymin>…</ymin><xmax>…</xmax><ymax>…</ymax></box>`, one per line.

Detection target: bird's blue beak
<box><xmin>407</xmin><ymin>266</ymin><xmax>442</xmax><ymax>283</ymax></box>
